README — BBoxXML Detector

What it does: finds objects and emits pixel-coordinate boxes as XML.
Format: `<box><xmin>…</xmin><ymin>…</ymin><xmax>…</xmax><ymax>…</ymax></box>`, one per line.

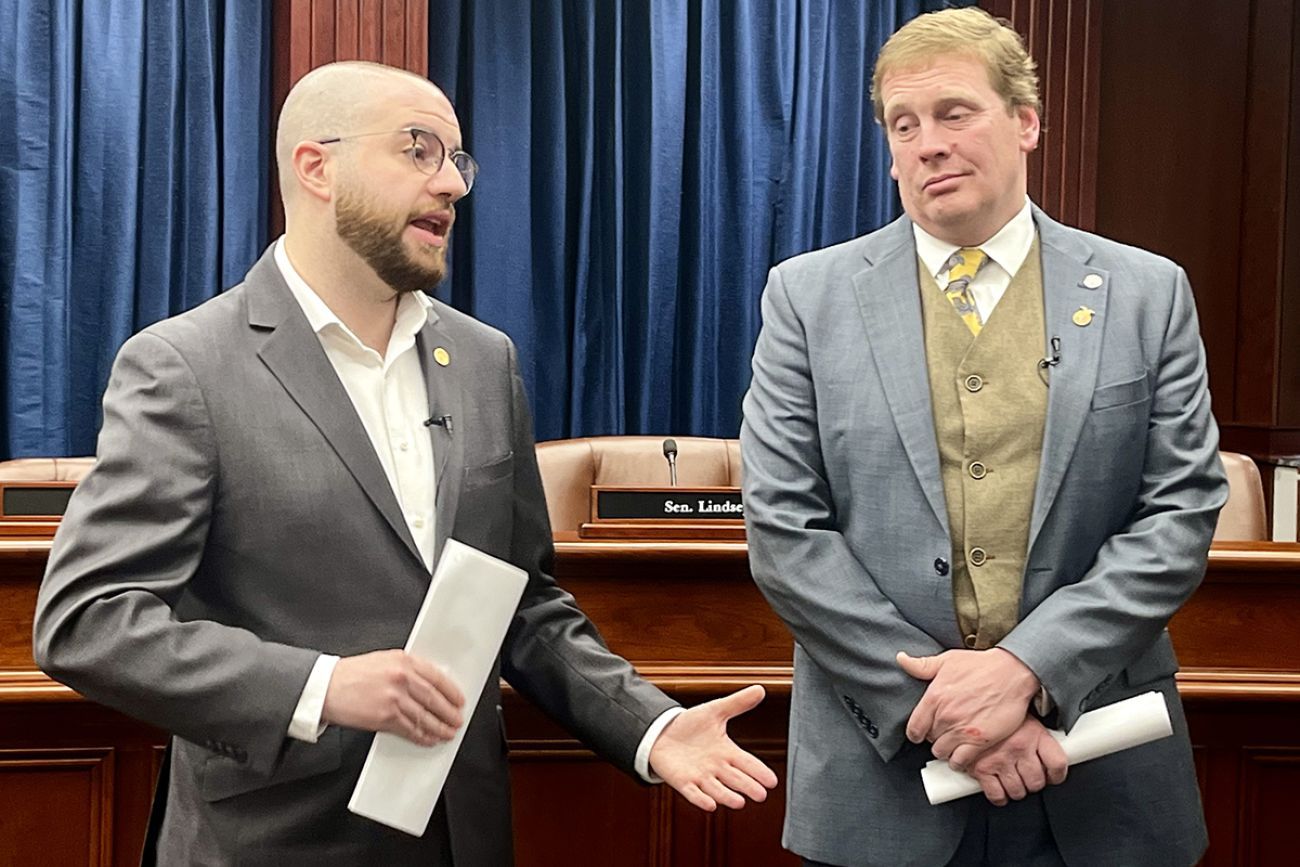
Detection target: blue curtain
<box><xmin>429</xmin><ymin>0</ymin><xmax>965</xmax><ymax>441</ymax></box>
<box><xmin>0</xmin><ymin>0</ymin><xmax>270</xmax><ymax>458</ymax></box>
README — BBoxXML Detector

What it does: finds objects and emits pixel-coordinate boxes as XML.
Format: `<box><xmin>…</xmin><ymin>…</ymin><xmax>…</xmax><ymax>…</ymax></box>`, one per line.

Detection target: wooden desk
<box><xmin>2</xmin><ymin>538</ymin><xmax>1297</xmax><ymax>866</ymax></box>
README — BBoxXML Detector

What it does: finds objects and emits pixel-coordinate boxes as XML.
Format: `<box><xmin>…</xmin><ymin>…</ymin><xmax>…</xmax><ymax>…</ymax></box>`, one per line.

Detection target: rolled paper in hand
<box><xmin>921</xmin><ymin>690</ymin><xmax>1173</xmax><ymax>805</ymax></box>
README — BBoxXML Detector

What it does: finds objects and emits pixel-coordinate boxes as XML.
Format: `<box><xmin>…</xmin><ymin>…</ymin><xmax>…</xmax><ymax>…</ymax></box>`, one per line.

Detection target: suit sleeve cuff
<box><xmin>635</xmin><ymin>706</ymin><xmax>685</xmax><ymax>783</ymax></box>
<box><xmin>287</xmin><ymin>654</ymin><xmax>339</xmax><ymax>743</ymax></box>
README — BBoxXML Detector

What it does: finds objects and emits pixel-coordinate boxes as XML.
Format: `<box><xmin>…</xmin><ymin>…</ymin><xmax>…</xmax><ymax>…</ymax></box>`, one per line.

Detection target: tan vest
<box><xmin>919</xmin><ymin>238</ymin><xmax>1048</xmax><ymax>648</ymax></box>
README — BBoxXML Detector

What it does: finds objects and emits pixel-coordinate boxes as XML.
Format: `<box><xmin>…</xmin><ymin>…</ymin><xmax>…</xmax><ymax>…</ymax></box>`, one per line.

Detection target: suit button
<box><xmin>969</xmin><ymin>547</ymin><xmax>987</xmax><ymax>567</ymax></box>
<box><xmin>963</xmin><ymin>633</ymin><xmax>978</xmax><ymax>649</ymax></box>
<box><xmin>934</xmin><ymin>557</ymin><xmax>949</xmax><ymax>576</ymax></box>
<box><xmin>964</xmin><ymin>374</ymin><xmax>984</xmax><ymax>393</ymax></box>
<box><xmin>968</xmin><ymin>461</ymin><xmax>987</xmax><ymax>480</ymax></box>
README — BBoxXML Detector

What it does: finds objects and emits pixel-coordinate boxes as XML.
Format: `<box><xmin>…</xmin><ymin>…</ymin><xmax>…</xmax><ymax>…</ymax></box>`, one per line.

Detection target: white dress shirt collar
<box><xmin>912</xmin><ymin>198</ymin><xmax>1035</xmax><ymax>282</ymax></box>
<box><xmin>272</xmin><ymin>237</ymin><xmax>432</xmax><ymax>365</ymax></box>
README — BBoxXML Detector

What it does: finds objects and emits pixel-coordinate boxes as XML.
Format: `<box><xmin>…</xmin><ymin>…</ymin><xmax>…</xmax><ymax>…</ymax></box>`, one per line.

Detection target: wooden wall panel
<box><xmin>982</xmin><ymin>0</ymin><xmax>1102</xmax><ymax>230</ymax></box>
<box><xmin>1274</xmin><ymin>1</ymin><xmax>1300</xmax><ymax>431</ymax></box>
<box><xmin>0</xmin><ymin>748</ymin><xmax>112</xmax><ymax>867</ymax></box>
<box><xmin>268</xmin><ymin>0</ymin><xmax>430</xmax><ymax>234</ymax></box>
<box><xmin>511</xmin><ymin>757</ymin><xmax>660</xmax><ymax>866</ymax></box>
<box><xmin>1093</xmin><ymin>0</ymin><xmax>1251</xmax><ymax>420</ymax></box>
<box><xmin>272</xmin><ymin>0</ymin><xmax>427</xmax><ymax>102</ymax></box>
<box><xmin>666</xmin><ymin>753</ymin><xmax>797</xmax><ymax>867</ymax></box>
<box><xmin>1238</xmin><ymin>749</ymin><xmax>1300</xmax><ymax>866</ymax></box>
<box><xmin>1090</xmin><ymin>0</ymin><xmax>1300</xmax><ymax>457</ymax></box>
<box><xmin>1236</xmin><ymin>0</ymin><xmax>1294</xmax><ymax>429</ymax></box>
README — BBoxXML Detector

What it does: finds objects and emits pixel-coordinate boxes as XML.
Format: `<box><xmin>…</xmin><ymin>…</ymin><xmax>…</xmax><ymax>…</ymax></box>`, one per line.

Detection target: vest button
<box><xmin>934</xmin><ymin>557</ymin><xmax>950</xmax><ymax>576</ymax></box>
<box><xmin>964</xmin><ymin>374</ymin><xmax>984</xmax><ymax>392</ymax></box>
<box><xmin>969</xmin><ymin>461</ymin><xmax>987</xmax><ymax>480</ymax></box>
<box><xmin>969</xmin><ymin>547</ymin><xmax>987</xmax><ymax>566</ymax></box>
<box><xmin>963</xmin><ymin>633</ymin><xmax>979</xmax><ymax>649</ymax></box>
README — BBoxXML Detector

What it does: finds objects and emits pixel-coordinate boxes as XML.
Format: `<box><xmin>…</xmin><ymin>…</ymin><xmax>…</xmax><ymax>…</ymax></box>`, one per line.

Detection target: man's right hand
<box><xmin>322</xmin><ymin>650</ymin><xmax>466</xmax><ymax>747</ymax></box>
<box><xmin>965</xmin><ymin>715</ymin><xmax>1068</xmax><ymax>806</ymax></box>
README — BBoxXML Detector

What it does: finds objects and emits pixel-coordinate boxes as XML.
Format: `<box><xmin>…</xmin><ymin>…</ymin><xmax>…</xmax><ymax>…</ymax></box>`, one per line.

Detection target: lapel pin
<box><xmin>1082</xmin><ymin>273</ymin><xmax>1104</xmax><ymax>289</ymax></box>
<box><xmin>433</xmin><ymin>347</ymin><xmax>450</xmax><ymax>366</ymax></box>
<box><xmin>1072</xmin><ymin>306</ymin><xmax>1096</xmax><ymax>327</ymax></box>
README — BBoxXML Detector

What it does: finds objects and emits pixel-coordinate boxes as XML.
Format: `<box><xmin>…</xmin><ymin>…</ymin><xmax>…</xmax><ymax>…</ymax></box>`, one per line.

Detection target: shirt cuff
<box><xmin>634</xmin><ymin>706</ymin><xmax>685</xmax><ymax>783</ymax></box>
<box><xmin>1034</xmin><ymin>684</ymin><xmax>1054</xmax><ymax>716</ymax></box>
<box><xmin>287</xmin><ymin>654</ymin><xmax>339</xmax><ymax>743</ymax></box>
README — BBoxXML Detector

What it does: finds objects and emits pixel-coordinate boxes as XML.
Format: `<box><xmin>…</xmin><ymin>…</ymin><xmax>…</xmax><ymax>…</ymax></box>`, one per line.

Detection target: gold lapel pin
<box><xmin>1072</xmin><ymin>306</ymin><xmax>1096</xmax><ymax>327</ymax></box>
<box><xmin>433</xmin><ymin>347</ymin><xmax>451</xmax><ymax>366</ymax></box>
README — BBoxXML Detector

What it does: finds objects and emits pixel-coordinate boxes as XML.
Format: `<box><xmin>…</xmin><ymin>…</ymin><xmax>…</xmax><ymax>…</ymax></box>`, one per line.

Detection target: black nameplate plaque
<box><xmin>595</xmin><ymin>489</ymin><xmax>744</xmax><ymax>521</ymax></box>
<box><xmin>2</xmin><ymin>486</ymin><xmax>75</xmax><ymax>517</ymax></box>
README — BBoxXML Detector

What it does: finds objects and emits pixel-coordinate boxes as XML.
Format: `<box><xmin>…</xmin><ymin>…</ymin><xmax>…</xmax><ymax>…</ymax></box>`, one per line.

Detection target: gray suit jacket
<box><xmin>34</xmin><ymin>248</ymin><xmax>677</xmax><ymax>866</ymax></box>
<box><xmin>741</xmin><ymin>207</ymin><xmax>1226</xmax><ymax>867</ymax></box>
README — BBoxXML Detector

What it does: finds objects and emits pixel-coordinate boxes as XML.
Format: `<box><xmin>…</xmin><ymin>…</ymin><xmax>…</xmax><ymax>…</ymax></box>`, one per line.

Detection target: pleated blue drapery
<box><xmin>0</xmin><ymin>1</ymin><xmax>965</xmax><ymax>455</ymax></box>
<box><xmin>0</xmin><ymin>0</ymin><xmax>270</xmax><ymax>458</ymax></box>
<box><xmin>428</xmin><ymin>0</ymin><xmax>964</xmax><ymax>441</ymax></box>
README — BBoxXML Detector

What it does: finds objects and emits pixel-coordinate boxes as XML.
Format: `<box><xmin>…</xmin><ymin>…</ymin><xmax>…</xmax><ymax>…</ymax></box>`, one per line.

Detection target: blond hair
<box><xmin>870</xmin><ymin>7</ymin><xmax>1039</xmax><ymax>126</ymax></box>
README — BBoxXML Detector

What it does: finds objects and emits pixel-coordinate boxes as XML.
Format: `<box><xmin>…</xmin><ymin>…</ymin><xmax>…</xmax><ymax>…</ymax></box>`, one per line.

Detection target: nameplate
<box><xmin>0</xmin><ymin>483</ymin><xmax>75</xmax><ymax>519</ymax></box>
<box><xmin>593</xmin><ymin>487</ymin><xmax>744</xmax><ymax>521</ymax></box>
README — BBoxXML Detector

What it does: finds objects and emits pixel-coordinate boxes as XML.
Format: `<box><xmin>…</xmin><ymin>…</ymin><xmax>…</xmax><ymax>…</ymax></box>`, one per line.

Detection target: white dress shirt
<box><xmin>912</xmin><ymin>198</ymin><xmax>1035</xmax><ymax>322</ymax></box>
<box><xmin>275</xmin><ymin>239</ymin><xmax>436</xmax><ymax>743</ymax></box>
<box><xmin>273</xmin><ymin>239</ymin><xmax>678</xmax><ymax>779</ymax></box>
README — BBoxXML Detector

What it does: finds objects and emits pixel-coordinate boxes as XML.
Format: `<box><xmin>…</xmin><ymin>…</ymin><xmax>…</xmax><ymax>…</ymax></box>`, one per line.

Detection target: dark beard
<box><xmin>335</xmin><ymin>187</ymin><xmax>446</xmax><ymax>293</ymax></box>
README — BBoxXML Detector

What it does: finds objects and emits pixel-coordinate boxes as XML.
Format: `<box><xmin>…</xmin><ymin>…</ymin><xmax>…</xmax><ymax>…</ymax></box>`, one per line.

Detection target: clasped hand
<box><xmin>899</xmin><ymin>648</ymin><xmax>1066</xmax><ymax>804</ymax></box>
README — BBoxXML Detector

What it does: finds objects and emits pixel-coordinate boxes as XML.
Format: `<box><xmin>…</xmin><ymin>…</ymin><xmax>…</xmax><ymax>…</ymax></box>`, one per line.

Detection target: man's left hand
<box><xmin>649</xmin><ymin>684</ymin><xmax>779</xmax><ymax>811</ymax></box>
<box><xmin>898</xmin><ymin>648</ymin><xmax>1040</xmax><ymax>768</ymax></box>
<box><xmin>966</xmin><ymin>715</ymin><xmax>1069</xmax><ymax>805</ymax></box>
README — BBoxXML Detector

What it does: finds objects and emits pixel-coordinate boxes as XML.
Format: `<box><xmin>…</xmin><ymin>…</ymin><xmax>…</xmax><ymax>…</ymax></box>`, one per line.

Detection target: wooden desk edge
<box><xmin>6</xmin><ymin>666</ymin><xmax>1300</xmax><ymax>704</ymax></box>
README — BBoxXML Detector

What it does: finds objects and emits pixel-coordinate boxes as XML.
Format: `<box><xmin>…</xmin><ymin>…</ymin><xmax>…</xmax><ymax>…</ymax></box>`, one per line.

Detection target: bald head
<box><xmin>275</xmin><ymin>61</ymin><xmax>450</xmax><ymax>203</ymax></box>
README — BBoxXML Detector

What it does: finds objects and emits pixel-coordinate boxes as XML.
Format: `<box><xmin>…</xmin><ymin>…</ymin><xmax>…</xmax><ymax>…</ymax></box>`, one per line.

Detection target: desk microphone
<box><xmin>1038</xmin><ymin>336</ymin><xmax>1062</xmax><ymax>370</ymax></box>
<box><xmin>424</xmin><ymin>415</ymin><xmax>454</xmax><ymax>435</ymax></box>
<box><xmin>662</xmin><ymin>438</ymin><xmax>679</xmax><ymax>487</ymax></box>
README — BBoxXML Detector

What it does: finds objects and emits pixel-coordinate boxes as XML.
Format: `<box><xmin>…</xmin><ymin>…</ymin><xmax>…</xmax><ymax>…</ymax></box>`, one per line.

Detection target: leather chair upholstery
<box><xmin>535</xmin><ymin>436</ymin><xmax>742</xmax><ymax>534</ymax></box>
<box><xmin>1214</xmin><ymin>451</ymin><xmax>1267</xmax><ymax>541</ymax></box>
<box><xmin>0</xmin><ymin>457</ymin><xmax>95</xmax><ymax>482</ymax></box>
<box><xmin>535</xmin><ymin>439</ymin><xmax>1268</xmax><ymax>541</ymax></box>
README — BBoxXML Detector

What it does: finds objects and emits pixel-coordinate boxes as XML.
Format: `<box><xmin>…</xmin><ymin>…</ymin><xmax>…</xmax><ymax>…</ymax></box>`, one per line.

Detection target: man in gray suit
<box><xmin>34</xmin><ymin>61</ymin><xmax>776</xmax><ymax>865</ymax></box>
<box><xmin>741</xmin><ymin>8</ymin><xmax>1226</xmax><ymax>867</ymax></box>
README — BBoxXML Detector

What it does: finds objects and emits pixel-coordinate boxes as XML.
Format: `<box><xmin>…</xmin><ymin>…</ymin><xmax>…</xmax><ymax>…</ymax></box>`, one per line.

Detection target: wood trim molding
<box><xmin>13</xmin><ymin>665</ymin><xmax>1298</xmax><ymax>707</ymax></box>
<box><xmin>980</xmin><ymin>0</ymin><xmax>1102</xmax><ymax>230</ymax></box>
<box><xmin>1176</xmin><ymin>670</ymin><xmax>1300</xmax><ymax>702</ymax></box>
<box><xmin>0</xmin><ymin>671</ymin><xmax>85</xmax><ymax>703</ymax></box>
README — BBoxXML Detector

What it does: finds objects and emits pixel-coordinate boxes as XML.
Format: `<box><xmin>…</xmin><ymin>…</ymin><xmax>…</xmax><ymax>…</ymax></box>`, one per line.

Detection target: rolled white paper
<box><xmin>921</xmin><ymin>690</ymin><xmax>1173</xmax><ymax>805</ymax></box>
<box><xmin>349</xmin><ymin>540</ymin><xmax>528</xmax><ymax>835</ymax></box>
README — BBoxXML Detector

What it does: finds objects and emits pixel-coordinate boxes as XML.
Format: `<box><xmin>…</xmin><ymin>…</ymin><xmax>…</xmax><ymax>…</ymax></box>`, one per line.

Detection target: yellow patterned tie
<box><xmin>943</xmin><ymin>247</ymin><xmax>989</xmax><ymax>335</ymax></box>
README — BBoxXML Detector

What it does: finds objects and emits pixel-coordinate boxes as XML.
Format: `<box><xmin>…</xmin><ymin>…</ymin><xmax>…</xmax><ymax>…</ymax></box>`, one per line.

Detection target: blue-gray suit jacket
<box><xmin>741</xmin><ymin>207</ymin><xmax>1226</xmax><ymax>867</ymax></box>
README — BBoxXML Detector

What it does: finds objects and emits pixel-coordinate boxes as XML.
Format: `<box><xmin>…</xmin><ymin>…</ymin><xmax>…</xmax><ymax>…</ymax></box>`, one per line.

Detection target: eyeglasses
<box><xmin>316</xmin><ymin>127</ymin><xmax>479</xmax><ymax>194</ymax></box>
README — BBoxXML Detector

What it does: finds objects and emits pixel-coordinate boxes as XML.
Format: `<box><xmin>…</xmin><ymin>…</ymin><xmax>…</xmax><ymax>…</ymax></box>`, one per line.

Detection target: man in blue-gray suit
<box><xmin>741</xmin><ymin>8</ymin><xmax>1226</xmax><ymax>866</ymax></box>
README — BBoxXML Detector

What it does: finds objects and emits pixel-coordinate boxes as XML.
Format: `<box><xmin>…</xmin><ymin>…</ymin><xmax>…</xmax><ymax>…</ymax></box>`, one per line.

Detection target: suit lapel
<box><xmin>246</xmin><ymin>253</ymin><xmax>425</xmax><ymax>568</ymax></box>
<box><xmin>1027</xmin><ymin>209</ymin><xmax>1109</xmax><ymax>551</ymax></box>
<box><xmin>852</xmin><ymin>219</ymin><xmax>950</xmax><ymax>536</ymax></box>
<box><xmin>417</xmin><ymin>310</ymin><xmax>465</xmax><ymax>565</ymax></box>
